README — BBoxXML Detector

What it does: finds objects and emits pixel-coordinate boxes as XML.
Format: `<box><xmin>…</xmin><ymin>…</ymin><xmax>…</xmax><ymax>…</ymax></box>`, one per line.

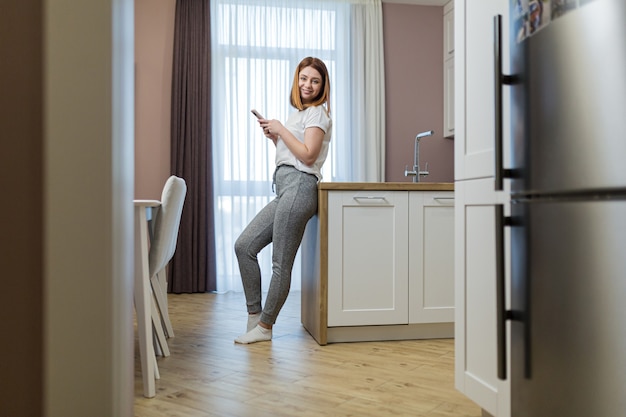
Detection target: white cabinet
<box><xmin>454</xmin><ymin>1</ymin><xmax>511</xmax><ymax>416</ymax></box>
<box><xmin>443</xmin><ymin>1</ymin><xmax>455</xmax><ymax>138</ymax></box>
<box><xmin>454</xmin><ymin>0</ymin><xmax>511</xmax><ymax>181</ymax></box>
<box><xmin>327</xmin><ymin>190</ymin><xmax>454</xmax><ymax>328</ymax></box>
<box><xmin>409</xmin><ymin>192</ymin><xmax>455</xmax><ymax>323</ymax></box>
<box><xmin>444</xmin><ymin>57</ymin><xmax>455</xmax><ymax>139</ymax></box>
<box><xmin>301</xmin><ymin>184</ymin><xmax>455</xmax><ymax>345</ymax></box>
<box><xmin>454</xmin><ymin>179</ymin><xmax>510</xmax><ymax>417</ymax></box>
<box><xmin>444</xmin><ymin>1</ymin><xmax>455</xmax><ymax>56</ymax></box>
<box><xmin>327</xmin><ymin>190</ymin><xmax>409</xmax><ymax>326</ymax></box>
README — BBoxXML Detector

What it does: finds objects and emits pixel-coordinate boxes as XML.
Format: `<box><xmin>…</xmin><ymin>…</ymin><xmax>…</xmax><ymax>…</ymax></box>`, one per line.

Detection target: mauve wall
<box><xmin>134</xmin><ymin>1</ymin><xmax>454</xmax><ymax>197</ymax></box>
<box><xmin>383</xmin><ymin>3</ymin><xmax>454</xmax><ymax>182</ymax></box>
<box><xmin>135</xmin><ymin>0</ymin><xmax>176</xmax><ymax>199</ymax></box>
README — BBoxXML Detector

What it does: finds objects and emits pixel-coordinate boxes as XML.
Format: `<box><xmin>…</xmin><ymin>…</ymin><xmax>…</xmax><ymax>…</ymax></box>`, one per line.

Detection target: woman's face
<box><xmin>298</xmin><ymin>66</ymin><xmax>323</xmax><ymax>104</ymax></box>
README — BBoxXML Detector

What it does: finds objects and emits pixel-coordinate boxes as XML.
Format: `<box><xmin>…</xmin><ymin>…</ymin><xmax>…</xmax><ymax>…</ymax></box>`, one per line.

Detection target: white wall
<box><xmin>44</xmin><ymin>0</ymin><xmax>134</xmax><ymax>415</ymax></box>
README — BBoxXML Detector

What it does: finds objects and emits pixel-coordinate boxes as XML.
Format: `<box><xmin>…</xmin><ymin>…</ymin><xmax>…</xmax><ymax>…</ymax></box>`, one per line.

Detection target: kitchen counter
<box><xmin>300</xmin><ymin>182</ymin><xmax>455</xmax><ymax>345</ymax></box>
<box><xmin>318</xmin><ymin>182</ymin><xmax>454</xmax><ymax>191</ymax></box>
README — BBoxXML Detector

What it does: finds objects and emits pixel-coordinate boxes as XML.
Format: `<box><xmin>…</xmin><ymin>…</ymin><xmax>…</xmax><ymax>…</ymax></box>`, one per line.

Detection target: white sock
<box><xmin>234</xmin><ymin>325</ymin><xmax>272</xmax><ymax>344</ymax></box>
<box><xmin>247</xmin><ymin>313</ymin><xmax>261</xmax><ymax>332</ymax></box>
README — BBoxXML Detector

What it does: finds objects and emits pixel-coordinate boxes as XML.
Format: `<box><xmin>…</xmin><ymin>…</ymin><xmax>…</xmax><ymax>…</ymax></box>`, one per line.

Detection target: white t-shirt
<box><xmin>275</xmin><ymin>105</ymin><xmax>332</xmax><ymax>181</ymax></box>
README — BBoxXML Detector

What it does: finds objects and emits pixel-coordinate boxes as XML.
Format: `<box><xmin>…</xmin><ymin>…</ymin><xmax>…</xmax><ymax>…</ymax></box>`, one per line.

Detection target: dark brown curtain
<box><xmin>168</xmin><ymin>0</ymin><xmax>216</xmax><ymax>293</ymax></box>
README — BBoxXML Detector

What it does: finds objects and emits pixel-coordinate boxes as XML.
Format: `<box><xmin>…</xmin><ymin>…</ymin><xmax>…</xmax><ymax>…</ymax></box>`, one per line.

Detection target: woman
<box><xmin>234</xmin><ymin>57</ymin><xmax>332</xmax><ymax>344</ymax></box>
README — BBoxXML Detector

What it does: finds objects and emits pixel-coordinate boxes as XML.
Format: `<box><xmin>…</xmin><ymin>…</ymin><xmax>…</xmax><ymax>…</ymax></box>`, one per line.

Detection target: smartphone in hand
<box><xmin>251</xmin><ymin>109</ymin><xmax>264</xmax><ymax>119</ymax></box>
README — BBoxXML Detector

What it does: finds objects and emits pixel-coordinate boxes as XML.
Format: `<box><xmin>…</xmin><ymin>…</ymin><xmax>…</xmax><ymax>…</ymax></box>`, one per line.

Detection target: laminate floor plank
<box><xmin>134</xmin><ymin>291</ymin><xmax>481</xmax><ymax>417</ymax></box>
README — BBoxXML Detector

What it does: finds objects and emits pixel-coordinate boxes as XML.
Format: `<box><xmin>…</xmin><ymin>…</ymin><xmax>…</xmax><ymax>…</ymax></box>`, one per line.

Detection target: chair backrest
<box><xmin>148</xmin><ymin>175</ymin><xmax>187</xmax><ymax>277</ymax></box>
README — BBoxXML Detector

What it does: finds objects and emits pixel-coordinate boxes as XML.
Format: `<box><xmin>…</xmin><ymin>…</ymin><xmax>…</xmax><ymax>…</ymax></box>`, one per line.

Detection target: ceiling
<box><xmin>382</xmin><ymin>0</ymin><xmax>450</xmax><ymax>6</ymax></box>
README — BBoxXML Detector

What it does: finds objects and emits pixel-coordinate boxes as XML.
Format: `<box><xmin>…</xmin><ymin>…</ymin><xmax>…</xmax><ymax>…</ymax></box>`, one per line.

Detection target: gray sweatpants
<box><xmin>234</xmin><ymin>165</ymin><xmax>318</xmax><ymax>325</ymax></box>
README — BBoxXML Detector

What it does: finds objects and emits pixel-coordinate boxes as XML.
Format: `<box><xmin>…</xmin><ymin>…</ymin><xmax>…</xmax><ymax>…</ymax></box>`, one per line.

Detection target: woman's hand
<box><xmin>258</xmin><ymin>118</ymin><xmax>324</xmax><ymax>165</ymax></box>
<box><xmin>259</xmin><ymin>119</ymin><xmax>281</xmax><ymax>144</ymax></box>
<box><xmin>259</xmin><ymin>119</ymin><xmax>284</xmax><ymax>137</ymax></box>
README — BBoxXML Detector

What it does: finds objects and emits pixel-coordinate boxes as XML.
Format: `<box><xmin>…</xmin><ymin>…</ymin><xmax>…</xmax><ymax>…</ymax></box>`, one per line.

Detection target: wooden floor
<box><xmin>134</xmin><ymin>291</ymin><xmax>482</xmax><ymax>417</ymax></box>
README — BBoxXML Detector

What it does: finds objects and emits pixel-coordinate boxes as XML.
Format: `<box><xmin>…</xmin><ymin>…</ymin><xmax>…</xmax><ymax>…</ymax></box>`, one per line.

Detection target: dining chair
<box><xmin>148</xmin><ymin>175</ymin><xmax>186</xmax><ymax>348</ymax></box>
<box><xmin>134</xmin><ymin>175</ymin><xmax>186</xmax><ymax>397</ymax></box>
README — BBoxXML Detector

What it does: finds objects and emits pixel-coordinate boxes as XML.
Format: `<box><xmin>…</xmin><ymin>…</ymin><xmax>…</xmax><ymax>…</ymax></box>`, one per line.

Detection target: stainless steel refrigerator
<box><xmin>496</xmin><ymin>0</ymin><xmax>626</xmax><ymax>415</ymax></box>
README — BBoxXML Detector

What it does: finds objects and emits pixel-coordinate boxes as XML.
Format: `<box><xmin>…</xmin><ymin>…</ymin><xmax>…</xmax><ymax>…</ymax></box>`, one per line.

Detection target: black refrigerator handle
<box><xmin>495</xmin><ymin>204</ymin><xmax>508</xmax><ymax>380</ymax></box>
<box><xmin>494</xmin><ymin>15</ymin><xmax>516</xmax><ymax>191</ymax></box>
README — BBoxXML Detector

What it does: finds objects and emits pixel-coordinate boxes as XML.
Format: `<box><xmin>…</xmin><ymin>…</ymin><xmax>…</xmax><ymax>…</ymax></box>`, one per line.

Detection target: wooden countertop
<box><xmin>318</xmin><ymin>182</ymin><xmax>454</xmax><ymax>191</ymax></box>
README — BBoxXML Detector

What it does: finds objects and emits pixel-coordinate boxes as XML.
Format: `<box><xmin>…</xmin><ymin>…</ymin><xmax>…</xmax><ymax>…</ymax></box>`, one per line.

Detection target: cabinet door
<box><xmin>455</xmin><ymin>0</ymin><xmax>510</xmax><ymax>181</ymax></box>
<box><xmin>454</xmin><ymin>178</ymin><xmax>511</xmax><ymax>417</ymax></box>
<box><xmin>443</xmin><ymin>1</ymin><xmax>455</xmax><ymax>138</ymax></box>
<box><xmin>327</xmin><ymin>190</ymin><xmax>409</xmax><ymax>327</ymax></box>
<box><xmin>409</xmin><ymin>191</ymin><xmax>455</xmax><ymax>323</ymax></box>
<box><xmin>444</xmin><ymin>1</ymin><xmax>454</xmax><ymax>56</ymax></box>
<box><xmin>444</xmin><ymin>57</ymin><xmax>455</xmax><ymax>138</ymax></box>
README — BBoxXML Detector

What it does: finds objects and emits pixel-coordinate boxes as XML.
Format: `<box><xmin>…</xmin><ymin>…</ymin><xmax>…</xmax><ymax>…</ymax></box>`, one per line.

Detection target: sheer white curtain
<box><xmin>211</xmin><ymin>0</ymin><xmax>385</xmax><ymax>293</ymax></box>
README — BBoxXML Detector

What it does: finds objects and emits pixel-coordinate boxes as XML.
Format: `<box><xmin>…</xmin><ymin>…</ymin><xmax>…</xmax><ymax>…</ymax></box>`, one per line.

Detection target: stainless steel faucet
<box><xmin>404</xmin><ymin>130</ymin><xmax>434</xmax><ymax>182</ymax></box>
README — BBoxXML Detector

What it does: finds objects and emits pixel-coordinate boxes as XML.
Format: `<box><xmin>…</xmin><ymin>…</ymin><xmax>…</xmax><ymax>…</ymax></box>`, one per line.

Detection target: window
<box><xmin>211</xmin><ymin>0</ymin><xmax>384</xmax><ymax>292</ymax></box>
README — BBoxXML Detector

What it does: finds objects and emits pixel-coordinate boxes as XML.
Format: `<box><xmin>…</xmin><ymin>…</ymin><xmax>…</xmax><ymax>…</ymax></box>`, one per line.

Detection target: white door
<box><xmin>408</xmin><ymin>191</ymin><xmax>455</xmax><ymax>323</ymax></box>
<box><xmin>327</xmin><ymin>190</ymin><xmax>409</xmax><ymax>327</ymax></box>
<box><xmin>454</xmin><ymin>179</ymin><xmax>511</xmax><ymax>417</ymax></box>
<box><xmin>454</xmin><ymin>0</ymin><xmax>510</xmax><ymax>181</ymax></box>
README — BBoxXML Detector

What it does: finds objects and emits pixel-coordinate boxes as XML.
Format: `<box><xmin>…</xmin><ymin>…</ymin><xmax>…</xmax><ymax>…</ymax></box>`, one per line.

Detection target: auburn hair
<box><xmin>290</xmin><ymin>57</ymin><xmax>331</xmax><ymax>114</ymax></box>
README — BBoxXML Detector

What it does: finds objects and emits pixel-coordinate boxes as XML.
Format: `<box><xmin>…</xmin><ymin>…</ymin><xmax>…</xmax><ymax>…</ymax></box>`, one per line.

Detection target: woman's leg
<box><xmin>260</xmin><ymin>168</ymin><xmax>318</xmax><ymax>326</ymax></box>
<box><xmin>234</xmin><ymin>199</ymin><xmax>277</xmax><ymax>315</ymax></box>
<box><xmin>235</xmin><ymin>167</ymin><xmax>317</xmax><ymax>344</ymax></box>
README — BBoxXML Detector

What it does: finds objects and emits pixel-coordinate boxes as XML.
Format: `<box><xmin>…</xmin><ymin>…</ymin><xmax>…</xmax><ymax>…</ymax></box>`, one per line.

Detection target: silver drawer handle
<box><xmin>434</xmin><ymin>197</ymin><xmax>455</xmax><ymax>202</ymax></box>
<box><xmin>353</xmin><ymin>196</ymin><xmax>387</xmax><ymax>201</ymax></box>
